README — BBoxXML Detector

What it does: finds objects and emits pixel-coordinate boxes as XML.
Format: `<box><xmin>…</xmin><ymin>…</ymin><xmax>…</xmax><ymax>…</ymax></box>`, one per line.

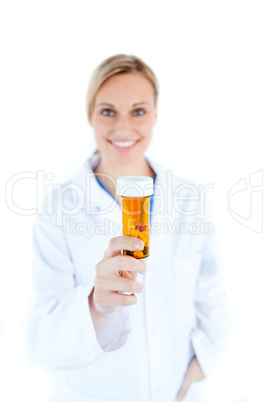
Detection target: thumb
<box><xmin>176</xmin><ymin>372</ymin><xmax>193</xmax><ymax>401</ymax></box>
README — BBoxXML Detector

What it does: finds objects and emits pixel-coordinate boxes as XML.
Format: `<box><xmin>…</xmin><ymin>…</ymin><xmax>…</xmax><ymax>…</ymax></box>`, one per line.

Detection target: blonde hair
<box><xmin>86</xmin><ymin>54</ymin><xmax>159</xmax><ymax>123</ymax></box>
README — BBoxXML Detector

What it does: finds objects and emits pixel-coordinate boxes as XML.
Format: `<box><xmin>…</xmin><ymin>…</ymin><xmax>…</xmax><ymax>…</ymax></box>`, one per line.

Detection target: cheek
<box><xmin>139</xmin><ymin>118</ymin><xmax>155</xmax><ymax>136</ymax></box>
<box><xmin>92</xmin><ymin>119</ymin><xmax>110</xmax><ymax>139</ymax></box>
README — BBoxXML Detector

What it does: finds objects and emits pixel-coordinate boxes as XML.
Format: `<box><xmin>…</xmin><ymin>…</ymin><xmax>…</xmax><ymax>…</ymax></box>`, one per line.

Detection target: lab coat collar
<box><xmin>72</xmin><ymin>153</ymin><xmax>118</xmax><ymax>218</ymax></box>
<box><xmin>72</xmin><ymin>153</ymin><xmax>168</xmax><ymax>218</ymax></box>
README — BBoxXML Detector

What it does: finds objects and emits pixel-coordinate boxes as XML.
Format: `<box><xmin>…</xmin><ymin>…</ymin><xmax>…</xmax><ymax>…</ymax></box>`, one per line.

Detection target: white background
<box><xmin>0</xmin><ymin>1</ymin><xmax>267</xmax><ymax>401</ymax></box>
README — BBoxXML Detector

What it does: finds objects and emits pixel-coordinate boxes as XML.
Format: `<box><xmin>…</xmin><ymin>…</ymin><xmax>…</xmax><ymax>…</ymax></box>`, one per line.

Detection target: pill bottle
<box><xmin>117</xmin><ymin>176</ymin><xmax>154</xmax><ymax>259</ymax></box>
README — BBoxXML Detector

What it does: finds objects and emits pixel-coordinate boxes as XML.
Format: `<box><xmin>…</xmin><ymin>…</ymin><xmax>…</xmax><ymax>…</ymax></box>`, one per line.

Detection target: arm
<box><xmin>190</xmin><ymin>230</ymin><xmax>232</xmax><ymax>378</ymax></box>
<box><xmin>23</xmin><ymin>214</ymin><xmax>108</xmax><ymax>370</ymax></box>
<box><xmin>23</xmin><ymin>212</ymin><xmax>144</xmax><ymax>370</ymax></box>
<box><xmin>190</xmin><ymin>197</ymin><xmax>232</xmax><ymax>378</ymax></box>
<box><xmin>177</xmin><ymin>200</ymin><xmax>231</xmax><ymax>400</ymax></box>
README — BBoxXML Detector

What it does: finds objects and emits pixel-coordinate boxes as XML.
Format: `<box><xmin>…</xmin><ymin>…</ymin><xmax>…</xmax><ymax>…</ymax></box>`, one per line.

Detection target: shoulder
<box><xmin>147</xmin><ymin>156</ymin><xmax>201</xmax><ymax>193</ymax></box>
<box><xmin>147</xmin><ymin>156</ymin><xmax>214</xmax><ymax>221</ymax></box>
<box><xmin>35</xmin><ymin>156</ymin><xmax>98</xmax><ymax>225</ymax></box>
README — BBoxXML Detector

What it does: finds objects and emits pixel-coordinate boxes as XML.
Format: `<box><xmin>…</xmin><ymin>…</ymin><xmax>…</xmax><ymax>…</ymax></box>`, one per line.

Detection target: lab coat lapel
<box><xmin>145</xmin><ymin>156</ymin><xmax>173</xmax><ymax>266</ymax></box>
<box><xmin>73</xmin><ymin>154</ymin><xmax>122</xmax><ymax>229</ymax></box>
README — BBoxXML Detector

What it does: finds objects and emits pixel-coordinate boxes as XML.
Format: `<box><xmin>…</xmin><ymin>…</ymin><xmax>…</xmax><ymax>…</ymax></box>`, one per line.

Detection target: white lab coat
<box><xmin>23</xmin><ymin>154</ymin><xmax>230</xmax><ymax>402</ymax></box>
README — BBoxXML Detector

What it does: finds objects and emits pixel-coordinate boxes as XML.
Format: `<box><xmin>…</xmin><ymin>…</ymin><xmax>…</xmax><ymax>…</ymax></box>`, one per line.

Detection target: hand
<box><xmin>176</xmin><ymin>357</ymin><xmax>205</xmax><ymax>401</ymax></box>
<box><xmin>89</xmin><ymin>236</ymin><xmax>145</xmax><ymax>326</ymax></box>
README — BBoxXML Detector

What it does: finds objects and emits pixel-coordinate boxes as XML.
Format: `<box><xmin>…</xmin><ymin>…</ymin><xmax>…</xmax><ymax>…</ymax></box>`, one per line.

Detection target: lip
<box><xmin>108</xmin><ymin>139</ymin><xmax>139</xmax><ymax>151</ymax></box>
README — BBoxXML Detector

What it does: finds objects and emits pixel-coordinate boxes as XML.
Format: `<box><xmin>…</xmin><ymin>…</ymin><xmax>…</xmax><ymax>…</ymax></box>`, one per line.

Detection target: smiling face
<box><xmin>90</xmin><ymin>72</ymin><xmax>157</xmax><ymax>172</ymax></box>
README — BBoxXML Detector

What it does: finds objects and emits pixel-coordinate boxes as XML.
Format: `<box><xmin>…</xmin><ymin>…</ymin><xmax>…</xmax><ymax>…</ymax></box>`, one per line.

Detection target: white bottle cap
<box><xmin>117</xmin><ymin>176</ymin><xmax>154</xmax><ymax>197</ymax></box>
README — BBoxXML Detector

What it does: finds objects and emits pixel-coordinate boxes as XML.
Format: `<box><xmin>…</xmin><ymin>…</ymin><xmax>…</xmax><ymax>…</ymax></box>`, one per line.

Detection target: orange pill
<box><xmin>143</xmin><ymin>236</ymin><xmax>149</xmax><ymax>247</ymax></box>
<box><xmin>130</xmin><ymin>228</ymin><xmax>137</xmax><ymax>237</ymax></box>
<box><xmin>137</xmin><ymin>231</ymin><xmax>146</xmax><ymax>241</ymax></box>
<box><xmin>134</xmin><ymin>250</ymin><xmax>144</xmax><ymax>258</ymax></box>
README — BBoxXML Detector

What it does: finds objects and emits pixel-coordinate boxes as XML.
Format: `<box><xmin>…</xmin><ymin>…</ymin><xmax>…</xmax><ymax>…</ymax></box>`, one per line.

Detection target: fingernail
<box><xmin>134</xmin><ymin>240</ymin><xmax>143</xmax><ymax>249</ymax></box>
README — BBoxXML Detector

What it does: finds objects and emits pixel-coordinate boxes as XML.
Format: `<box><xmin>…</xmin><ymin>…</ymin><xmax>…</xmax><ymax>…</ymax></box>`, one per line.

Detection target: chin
<box><xmin>112</xmin><ymin>153</ymin><xmax>143</xmax><ymax>168</ymax></box>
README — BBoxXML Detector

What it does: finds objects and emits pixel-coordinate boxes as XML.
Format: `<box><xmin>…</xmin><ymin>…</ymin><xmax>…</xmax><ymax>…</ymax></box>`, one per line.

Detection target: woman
<box><xmin>24</xmin><ymin>55</ymin><xmax>230</xmax><ymax>401</ymax></box>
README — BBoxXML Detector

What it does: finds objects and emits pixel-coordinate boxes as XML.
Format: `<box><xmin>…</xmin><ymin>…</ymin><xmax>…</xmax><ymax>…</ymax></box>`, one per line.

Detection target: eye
<box><xmin>101</xmin><ymin>109</ymin><xmax>115</xmax><ymax>116</ymax></box>
<box><xmin>133</xmin><ymin>109</ymin><xmax>145</xmax><ymax>116</ymax></box>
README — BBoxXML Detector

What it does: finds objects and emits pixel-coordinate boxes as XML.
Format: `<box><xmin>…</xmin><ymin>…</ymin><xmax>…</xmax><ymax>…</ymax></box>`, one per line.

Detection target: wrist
<box><xmin>88</xmin><ymin>288</ymin><xmax>107</xmax><ymax>328</ymax></box>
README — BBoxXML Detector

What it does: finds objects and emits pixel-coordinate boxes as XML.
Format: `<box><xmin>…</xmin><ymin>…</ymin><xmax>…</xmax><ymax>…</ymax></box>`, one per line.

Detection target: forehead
<box><xmin>95</xmin><ymin>72</ymin><xmax>155</xmax><ymax>104</ymax></box>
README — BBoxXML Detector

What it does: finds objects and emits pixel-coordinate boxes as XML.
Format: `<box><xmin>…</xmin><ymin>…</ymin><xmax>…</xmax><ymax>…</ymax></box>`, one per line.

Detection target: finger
<box><xmin>120</xmin><ymin>270</ymin><xmax>138</xmax><ymax>280</ymax></box>
<box><xmin>104</xmin><ymin>236</ymin><xmax>144</xmax><ymax>259</ymax></box>
<box><xmin>176</xmin><ymin>357</ymin><xmax>205</xmax><ymax>401</ymax></box>
<box><xmin>191</xmin><ymin>357</ymin><xmax>206</xmax><ymax>381</ymax></box>
<box><xmin>95</xmin><ymin>275</ymin><xmax>143</xmax><ymax>294</ymax></box>
<box><xmin>97</xmin><ymin>254</ymin><xmax>146</xmax><ymax>276</ymax></box>
<box><xmin>182</xmin><ymin>357</ymin><xmax>205</xmax><ymax>382</ymax></box>
<box><xmin>94</xmin><ymin>289</ymin><xmax>138</xmax><ymax>312</ymax></box>
<box><xmin>176</xmin><ymin>374</ymin><xmax>193</xmax><ymax>401</ymax></box>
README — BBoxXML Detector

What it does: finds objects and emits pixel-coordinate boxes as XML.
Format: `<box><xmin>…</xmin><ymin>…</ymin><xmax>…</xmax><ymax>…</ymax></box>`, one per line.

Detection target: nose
<box><xmin>114</xmin><ymin>114</ymin><xmax>132</xmax><ymax>137</ymax></box>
